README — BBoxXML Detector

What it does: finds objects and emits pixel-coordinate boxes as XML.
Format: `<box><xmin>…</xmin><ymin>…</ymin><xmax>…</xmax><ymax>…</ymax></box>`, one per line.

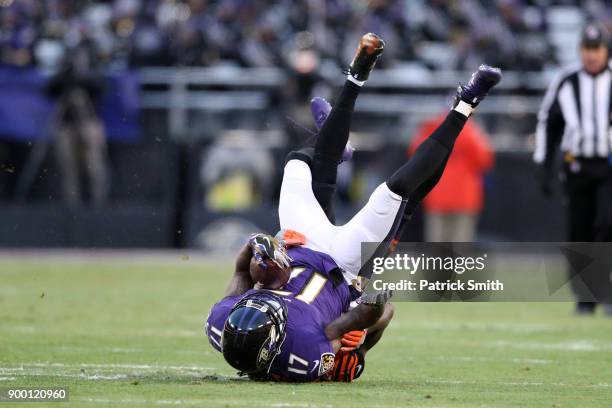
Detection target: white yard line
<box><xmin>15</xmin><ymin>362</ymin><xmax>215</xmax><ymax>371</ymax></box>
<box><xmin>492</xmin><ymin>340</ymin><xmax>612</xmax><ymax>352</ymax></box>
<box><xmin>77</xmin><ymin>397</ymin><xmax>199</xmax><ymax>405</ymax></box>
<box><xmin>0</xmin><ymin>362</ymin><xmax>216</xmax><ymax>374</ymax></box>
<box><xmin>77</xmin><ymin>398</ymin><xmax>334</xmax><ymax>407</ymax></box>
<box><xmin>0</xmin><ymin>362</ymin><xmax>221</xmax><ymax>381</ymax></box>
<box><xmin>390</xmin><ymin>320</ymin><xmax>554</xmax><ymax>333</ymax></box>
<box><xmin>426</xmin><ymin>379</ymin><xmax>612</xmax><ymax>389</ymax></box>
<box><xmin>5</xmin><ymin>326</ymin><xmax>203</xmax><ymax>338</ymax></box>
<box><xmin>0</xmin><ymin>371</ymin><xmax>127</xmax><ymax>380</ymax></box>
<box><xmin>76</xmin><ymin>374</ymin><xmax>129</xmax><ymax>380</ymax></box>
<box><xmin>78</xmin><ymin>398</ymin><xmax>145</xmax><ymax>404</ymax></box>
<box><xmin>442</xmin><ymin>356</ymin><xmax>555</xmax><ymax>365</ymax></box>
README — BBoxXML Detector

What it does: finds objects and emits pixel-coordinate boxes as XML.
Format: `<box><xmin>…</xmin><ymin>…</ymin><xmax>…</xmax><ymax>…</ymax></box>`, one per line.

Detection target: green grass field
<box><xmin>1</xmin><ymin>254</ymin><xmax>611</xmax><ymax>407</ymax></box>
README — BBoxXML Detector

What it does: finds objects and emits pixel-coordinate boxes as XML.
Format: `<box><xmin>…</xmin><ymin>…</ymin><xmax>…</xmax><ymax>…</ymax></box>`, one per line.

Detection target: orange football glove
<box><xmin>340</xmin><ymin>329</ymin><xmax>366</xmax><ymax>351</ymax></box>
<box><xmin>329</xmin><ymin>348</ymin><xmax>365</xmax><ymax>382</ymax></box>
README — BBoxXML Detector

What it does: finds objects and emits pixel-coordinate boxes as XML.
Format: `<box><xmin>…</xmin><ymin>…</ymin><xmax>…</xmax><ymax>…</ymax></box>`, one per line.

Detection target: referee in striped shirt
<box><xmin>534</xmin><ymin>23</ymin><xmax>612</xmax><ymax>315</ymax></box>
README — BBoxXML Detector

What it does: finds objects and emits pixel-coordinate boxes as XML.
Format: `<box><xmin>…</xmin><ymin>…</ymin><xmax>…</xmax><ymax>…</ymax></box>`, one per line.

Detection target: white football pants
<box><xmin>278</xmin><ymin>160</ymin><xmax>403</xmax><ymax>283</ymax></box>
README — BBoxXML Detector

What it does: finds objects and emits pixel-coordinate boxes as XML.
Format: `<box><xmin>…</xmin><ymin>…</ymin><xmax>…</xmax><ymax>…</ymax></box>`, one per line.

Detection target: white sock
<box><xmin>347</xmin><ymin>74</ymin><xmax>365</xmax><ymax>87</ymax></box>
<box><xmin>453</xmin><ymin>100</ymin><xmax>474</xmax><ymax>117</ymax></box>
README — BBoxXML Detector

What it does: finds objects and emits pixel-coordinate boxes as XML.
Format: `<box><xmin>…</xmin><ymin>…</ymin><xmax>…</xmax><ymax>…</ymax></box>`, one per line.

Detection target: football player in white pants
<box><xmin>209</xmin><ymin>32</ymin><xmax>501</xmax><ymax>382</ymax></box>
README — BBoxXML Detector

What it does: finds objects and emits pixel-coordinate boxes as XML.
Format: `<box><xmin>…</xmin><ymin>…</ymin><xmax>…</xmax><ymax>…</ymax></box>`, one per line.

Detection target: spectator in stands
<box><xmin>0</xmin><ymin>1</ymin><xmax>37</xmax><ymax>66</ymax></box>
<box><xmin>0</xmin><ymin>0</ymin><xmax>594</xmax><ymax>71</ymax></box>
<box><xmin>408</xmin><ymin>111</ymin><xmax>494</xmax><ymax>242</ymax></box>
<box><xmin>126</xmin><ymin>0</ymin><xmax>173</xmax><ymax>66</ymax></box>
<box><xmin>345</xmin><ymin>0</ymin><xmax>414</xmax><ymax>67</ymax></box>
<box><xmin>452</xmin><ymin>0</ymin><xmax>555</xmax><ymax>71</ymax></box>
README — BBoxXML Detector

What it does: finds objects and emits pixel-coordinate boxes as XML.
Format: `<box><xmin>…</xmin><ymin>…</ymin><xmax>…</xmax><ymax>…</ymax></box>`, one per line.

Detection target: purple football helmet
<box><xmin>222</xmin><ymin>291</ymin><xmax>288</xmax><ymax>376</ymax></box>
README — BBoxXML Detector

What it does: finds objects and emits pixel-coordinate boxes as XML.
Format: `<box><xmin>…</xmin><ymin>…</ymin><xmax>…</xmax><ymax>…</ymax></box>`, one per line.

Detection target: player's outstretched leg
<box><xmin>385</xmin><ymin>65</ymin><xmax>502</xmax><ymax>199</ymax></box>
<box><xmin>327</xmin><ymin>66</ymin><xmax>502</xmax><ymax>371</ymax></box>
<box><xmin>328</xmin><ymin>65</ymin><xmax>501</xmax><ymax>280</ymax></box>
<box><xmin>311</xmin><ymin>33</ymin><xmax>385</xmax><ymax>219</ymax></box>
<box><xmin>313</xmin><ymin>32</ymin><xmax>384</xmax><ymax>177</ymax></box>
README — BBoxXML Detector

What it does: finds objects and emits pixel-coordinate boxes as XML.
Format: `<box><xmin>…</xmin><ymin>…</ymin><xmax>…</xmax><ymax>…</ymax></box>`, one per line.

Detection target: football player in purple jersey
<box><xmin>205</xmin><ymin>33</ymin><xmax>502</xmax><ymax>382</ymax></box>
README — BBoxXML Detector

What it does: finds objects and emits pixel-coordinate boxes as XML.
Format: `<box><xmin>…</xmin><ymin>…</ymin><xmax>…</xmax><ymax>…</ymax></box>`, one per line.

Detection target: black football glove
<box><xmin>329</xmin><ymin>348</ymin><xmax>365</xmax><ymax>382</ymax></box>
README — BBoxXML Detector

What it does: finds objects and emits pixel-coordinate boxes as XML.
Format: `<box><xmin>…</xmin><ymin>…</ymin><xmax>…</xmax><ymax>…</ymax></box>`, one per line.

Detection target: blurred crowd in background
<box><xmin>0</xmin><ymin>0</ymin><xmax>611</xmax><ymax>247</ymax></box>
<box><xmin>2</xmin><ymin>0</ymin><xmax>612</xmax><ymax>72</ymax></box>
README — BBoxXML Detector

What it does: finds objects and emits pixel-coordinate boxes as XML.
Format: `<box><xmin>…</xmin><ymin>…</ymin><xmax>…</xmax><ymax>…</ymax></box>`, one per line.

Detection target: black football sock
<box><xmin>386</xmin><ymin>111</ymin><xmax>467</xmax><ymax>198</ymax></box>
<box><xmin>312</xmin><ymin>80</ymin><xmax>360</xmax><ymax>185</ymax></box>
<box><xmin>428</xmin><ymin>110</ymin><xmax>467</xmax><ymax>151</ymax></box>
<box><xmin>285</xmin><ymin>147</ymin><xmax>314</xmax><ymax>166</ymax></box>
<box><xmin>312</xmin><ymin>181</ymin><xmax>337</xmax><ymax>223</ymax></box>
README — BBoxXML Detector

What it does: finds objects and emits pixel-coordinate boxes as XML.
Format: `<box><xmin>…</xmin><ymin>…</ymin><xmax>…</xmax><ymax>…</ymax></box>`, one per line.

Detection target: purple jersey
<box><xmin>205</xmin><ymin>246</ymin><xmax>352</xmax><ymax>381</ymax></box>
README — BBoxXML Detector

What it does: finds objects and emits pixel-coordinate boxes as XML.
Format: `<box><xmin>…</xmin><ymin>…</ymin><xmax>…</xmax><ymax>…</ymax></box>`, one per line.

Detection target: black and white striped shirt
<box><xmin>534</xmin><ymin>63</ymin><xmax>612</xmax><ymax>165</ymax></box>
